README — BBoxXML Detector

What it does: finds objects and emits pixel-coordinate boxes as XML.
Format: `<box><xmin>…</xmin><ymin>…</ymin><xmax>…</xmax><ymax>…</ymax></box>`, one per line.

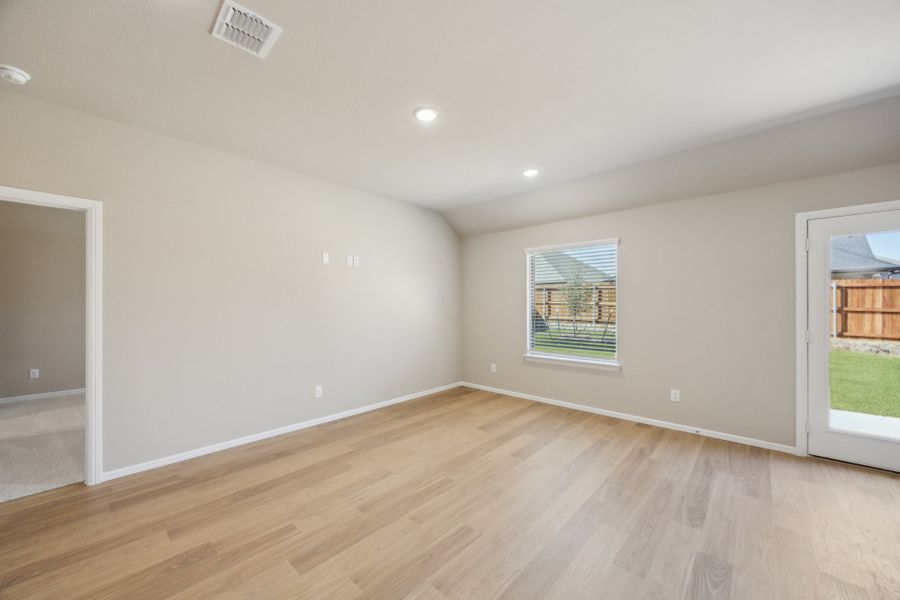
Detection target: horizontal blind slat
<box><xmin>529</xmin><ymin>242</ymin><xmax>617</xmax><ymax>360</ymax></box>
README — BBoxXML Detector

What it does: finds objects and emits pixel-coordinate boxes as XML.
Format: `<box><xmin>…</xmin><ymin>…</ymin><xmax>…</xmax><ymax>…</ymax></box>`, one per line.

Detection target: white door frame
<box><xmin>795</xmin><ymin>199</ymin><xmax>900</xmax><ymax>458</ymax></box>
<box><xmin>0</xmin><ymin>185</ymin><xmax>103</xmax><ymax>485</ymax></box>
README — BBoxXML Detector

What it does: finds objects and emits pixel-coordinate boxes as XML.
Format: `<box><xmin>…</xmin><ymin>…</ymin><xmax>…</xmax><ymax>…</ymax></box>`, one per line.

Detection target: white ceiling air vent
<box><xmin>211</xmin><ymin>1</ymin><xmax>282</xmax><ymax>59</ymax></box>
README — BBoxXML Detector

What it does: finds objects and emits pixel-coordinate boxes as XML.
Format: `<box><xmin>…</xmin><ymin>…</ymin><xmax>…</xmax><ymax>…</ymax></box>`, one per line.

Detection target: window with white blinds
<box><xmin>526</xmin><ymin>240</ymin><xmax>618</xmax><ymax>364</ymax></box>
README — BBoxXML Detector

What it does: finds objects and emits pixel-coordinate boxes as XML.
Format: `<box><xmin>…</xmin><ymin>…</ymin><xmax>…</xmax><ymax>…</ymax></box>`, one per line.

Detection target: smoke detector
<box><xmin>0</xmin><ymin>65</ymin><xmax>30</xmax><ymax>85</ymax></box>
<box><xmin>210</xmin><ymin>1</ymin><xmax>282</xmax><ymax>59</ymax></box>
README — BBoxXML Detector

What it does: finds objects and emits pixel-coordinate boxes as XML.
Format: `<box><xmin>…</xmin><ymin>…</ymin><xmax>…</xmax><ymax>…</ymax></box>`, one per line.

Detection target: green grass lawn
<box><xmin>532</xmin><ymin>330</ymin><xmax>615</xmax><ymax>359</ymax></box>
<box><xmin>830</xmin><ymin>350</ymin><xmax>900</xmax><ymax>418</ymax></box>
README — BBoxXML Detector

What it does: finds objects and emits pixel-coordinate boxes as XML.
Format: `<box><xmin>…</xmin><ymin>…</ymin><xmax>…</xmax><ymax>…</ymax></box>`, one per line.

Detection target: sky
<box><xmin>867</xmin><ymin>231</ymin><xmax>900</xmax><ymax>263</ymax></box>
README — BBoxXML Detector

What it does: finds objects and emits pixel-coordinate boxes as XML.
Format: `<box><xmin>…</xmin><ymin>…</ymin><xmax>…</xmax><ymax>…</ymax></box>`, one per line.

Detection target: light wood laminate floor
<box><xmin>2</xmin><ymin>387</ymin><xmax>899</xmax><ymax>599</ymax></box>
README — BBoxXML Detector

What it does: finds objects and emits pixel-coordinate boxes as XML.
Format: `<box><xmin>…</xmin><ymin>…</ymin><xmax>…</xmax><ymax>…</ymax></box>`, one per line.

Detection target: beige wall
<box><xmin>0</xmin><ymin>91</ymin><xmax>461</xmax><ymax>470</ymax></box>
<box><xmin>0</xmin><ymin>202</ymin><xmax>85</xmax><ymax>397</ymax></box>
<box><xmin>462</xmin><ymin>162</ymin><xmax>900</xmax><ymax>447</ymax></box>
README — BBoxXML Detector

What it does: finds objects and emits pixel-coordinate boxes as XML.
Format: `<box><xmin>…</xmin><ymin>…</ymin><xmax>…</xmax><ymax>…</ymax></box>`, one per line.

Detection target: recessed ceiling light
<box><xmin>413</xmin><ymin>107</ymin><xmax>439</xmax><ymax>123</ymax></box>
<box><xmin>523</xmin><ymin>168</ymin><xmax>540</xmax><ymax>178</ymax></box>
<box><xmin>0</xmin><ymin>65</ymin><xmax>30</xmax><ymax>85</ymax></box>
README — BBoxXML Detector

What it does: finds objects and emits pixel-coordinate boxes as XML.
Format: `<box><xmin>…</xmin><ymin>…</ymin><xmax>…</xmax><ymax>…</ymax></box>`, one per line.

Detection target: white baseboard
<box><xmin>100</xmin><ymin>379</ymin><xmax>801</xmax><ymax>483</ymax></box>
<box><xmin>0</xmin><ymin>388</ymin><xmax>86</xmax><ymax>405</ymax></box>
<box><xmin>100</xmin><ymin>382</ymin><xmax>462</xmax><ymax>483</ymax></box>
<box><xmin>461</xmin><ymin>381</ymin><xmax>802</xmax><ymax>456</ymax></box>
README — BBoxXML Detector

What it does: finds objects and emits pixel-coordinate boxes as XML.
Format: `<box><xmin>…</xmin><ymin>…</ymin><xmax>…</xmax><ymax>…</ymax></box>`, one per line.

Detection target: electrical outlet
<box><xmin>353</xmin><ymin>256</ymin><xmax>360</xmax><ymax>267</ymax></box>
<box><xmin>490</xmin><ymin>363</ymin><xmax>497</xmax><ymax>373</ymax></box>
<box><xmin>670</xmin><ymin>389</ymin><xmax>681</xmax><ymax>402</ymax></box>
<box><xmin>322</xmin><ymin>252</ymin><xmax>330</xmax><ymax>265</ymax></box>
<box><xmin>315</xmin><ymin>385</ymin><xmax>323</xmax><ymax>399</ymax></box>
<box><xmin>29</xmin><ymin>368</ymin><xmax>40</xmax><ymax>379</ymax></box>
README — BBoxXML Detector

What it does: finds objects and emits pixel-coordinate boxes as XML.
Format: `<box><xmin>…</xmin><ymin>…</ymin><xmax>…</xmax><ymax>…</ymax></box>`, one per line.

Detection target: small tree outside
<box><xmin>564</xmin><ymin>267</ymin><xmax>591</xmax><ymax>336</ymax></box>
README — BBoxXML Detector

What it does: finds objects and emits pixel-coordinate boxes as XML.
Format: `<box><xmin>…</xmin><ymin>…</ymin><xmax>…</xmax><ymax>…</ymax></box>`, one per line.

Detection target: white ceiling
<box><xmin>1</xmin><ymin>0</ymin><xmax>900</xmax><ymax>212</ymax></box>
<box><xmin>444</xmin><ymin>95</ymin><xmax>900</xmax><ymax>235</ymax></box>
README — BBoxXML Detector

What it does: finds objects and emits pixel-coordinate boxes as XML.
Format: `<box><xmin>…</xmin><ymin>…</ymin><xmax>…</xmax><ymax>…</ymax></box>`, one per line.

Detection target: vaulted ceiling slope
<box><xmin>1</xmin><ymin>0</ymin><xmax>900</xmax><ymax>215</ymax></box>
<box><xmin>445</xmin><ymin>94</ymin><xmax>900</xmax><ymax>235</ymax></box>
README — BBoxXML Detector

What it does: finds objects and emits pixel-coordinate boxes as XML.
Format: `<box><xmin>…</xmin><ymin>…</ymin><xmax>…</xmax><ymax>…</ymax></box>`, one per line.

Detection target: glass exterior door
<box><xmin>808</xmin><ymin>210</ymin><xmax>900</xmax><ymax>472</ymax></box>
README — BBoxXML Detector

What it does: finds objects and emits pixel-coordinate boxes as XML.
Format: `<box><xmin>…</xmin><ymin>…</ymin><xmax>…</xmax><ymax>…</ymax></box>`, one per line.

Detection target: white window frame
<box><xmin>524</xmin><ymin>238</ymin><xmax>621</xmax><ymax>371</ymax></box>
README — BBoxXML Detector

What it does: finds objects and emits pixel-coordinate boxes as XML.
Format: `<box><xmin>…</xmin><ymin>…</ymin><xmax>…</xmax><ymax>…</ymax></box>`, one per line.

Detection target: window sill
<box><xmin>522</xmin><ymin>353</ymin><xmax>621</xmax><ymax>371</ymax></box>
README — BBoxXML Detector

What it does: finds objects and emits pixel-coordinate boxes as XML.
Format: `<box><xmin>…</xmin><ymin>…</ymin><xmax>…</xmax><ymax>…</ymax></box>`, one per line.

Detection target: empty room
<box><xmin>1</xmin><ymin>1</ymin><xmax>899</xmax><ymax>598</ymax></box>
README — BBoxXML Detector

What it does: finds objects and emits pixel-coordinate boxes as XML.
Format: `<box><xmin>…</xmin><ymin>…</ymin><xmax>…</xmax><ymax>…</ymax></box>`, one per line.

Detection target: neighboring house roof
<box><xmin>533</xmin><ymin>250</ymin><xmax>613</xmax><ymax>284</ymax></box>
<box><xmin>831</xmin><ymin>235</ymin><xmax>900</xmax><ymax>274</ymax></box>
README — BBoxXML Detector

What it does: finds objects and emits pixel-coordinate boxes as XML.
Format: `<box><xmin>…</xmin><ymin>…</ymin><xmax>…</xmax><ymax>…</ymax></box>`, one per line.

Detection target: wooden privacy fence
<box><xmin>533</xmin><ymin>282</ymin><xmax>617</xmax><ymax>324</ymax></box>
<box><xmin>830</xmin><ymin>279</ymin><xmax>900</xmax><ymax>340</ymax></box>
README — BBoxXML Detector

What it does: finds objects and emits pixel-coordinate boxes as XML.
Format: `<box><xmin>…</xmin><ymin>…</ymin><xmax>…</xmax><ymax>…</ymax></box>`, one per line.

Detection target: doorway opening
<box><xmin>797</xmin><ymin>200</ymin><xmax>900</xmax><ymax>473</ymax></box>
<box><xmin>0</xmin><ymin>186</ymin><xmax>102</xmax><ymax>501</ymax></box>
<box><xmin>828</xmin><ymin>231</ymin><xmax>900</xmax><ymax>441</ymax></box>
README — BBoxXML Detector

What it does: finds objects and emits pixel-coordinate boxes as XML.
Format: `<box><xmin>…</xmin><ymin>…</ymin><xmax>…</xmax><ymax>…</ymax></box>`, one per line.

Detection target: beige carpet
<box><xmin>0</xmin><ymin>392</ymin><xmax>84</xmax><ymax>503</ymax></box>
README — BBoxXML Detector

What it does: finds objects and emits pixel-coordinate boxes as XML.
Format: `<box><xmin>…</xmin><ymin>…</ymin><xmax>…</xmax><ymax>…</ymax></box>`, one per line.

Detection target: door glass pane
<box><xmin>828</xmin><ymin>231</ymin><xmax>900</xmax><ymax>439</ymax></box>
